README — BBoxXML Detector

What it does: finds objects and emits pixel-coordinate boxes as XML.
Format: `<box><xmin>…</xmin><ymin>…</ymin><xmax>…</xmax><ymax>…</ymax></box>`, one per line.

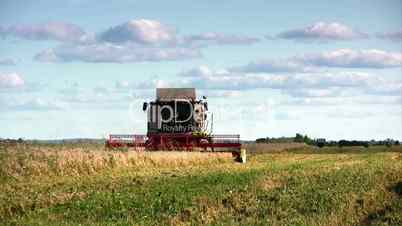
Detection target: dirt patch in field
<box><xmin>258</xmin><ymin>177</ymin><xmax>283</xmax><ymax>191</ymax></box>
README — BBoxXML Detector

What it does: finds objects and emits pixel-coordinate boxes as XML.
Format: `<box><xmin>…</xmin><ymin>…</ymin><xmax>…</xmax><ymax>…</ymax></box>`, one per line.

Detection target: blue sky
<box><xmin>0</xmin><ymin>0</ymin><xmax>401</xmax><ymax>140</ymax></box>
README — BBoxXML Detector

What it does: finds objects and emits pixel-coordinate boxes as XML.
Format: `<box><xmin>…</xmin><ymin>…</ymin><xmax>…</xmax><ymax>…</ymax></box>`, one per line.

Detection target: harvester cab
<box><xmin>143</xmin><ymin>88</ymin><xmax>210</xmax><ymax>135</ymax></box>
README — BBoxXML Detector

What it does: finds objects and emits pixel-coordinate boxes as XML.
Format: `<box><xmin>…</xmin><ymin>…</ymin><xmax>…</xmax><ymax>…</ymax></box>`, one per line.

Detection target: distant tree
<box><xmin>294</xmin><ymin>133</ymin><xmax>304</xmax><ymax>143</ymax></box>
<box><xmin>395</xmin><ymin>141</ymin><xmax>400</xmax><ymax>146</ymax></box>
<box><xmin>303</xmin><ymin>135</ymin><xmax>314</xmax><ymax>145</ymax></box>
<box><xmin>316</xmin><ymin>138</ymin><xmax>326</xmax><ymax>148</ymax></box>
<box><xmin>338</xmin><ymin>140</ymin><xmax>369</xmax><ymax>147</ymax></box>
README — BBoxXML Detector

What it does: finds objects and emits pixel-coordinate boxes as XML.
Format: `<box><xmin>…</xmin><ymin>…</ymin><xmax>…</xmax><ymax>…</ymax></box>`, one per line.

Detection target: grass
<box><xmin>0</xmin><ymin>144</ymin><xmax>401</xmax><ymax>225</ymax></box>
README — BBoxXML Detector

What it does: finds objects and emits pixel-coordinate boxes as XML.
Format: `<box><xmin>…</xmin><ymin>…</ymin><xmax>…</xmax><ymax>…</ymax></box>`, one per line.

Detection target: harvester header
<box><xmin>107</xmin><ymin>88</ymin><xmax>243</xmax><ymax>160</ymax></box>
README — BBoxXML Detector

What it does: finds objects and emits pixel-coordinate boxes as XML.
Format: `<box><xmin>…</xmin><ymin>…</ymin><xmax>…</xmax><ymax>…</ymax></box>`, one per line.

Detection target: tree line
<box><xmin>256</xmin><ymin>133</ymin><xmax>400</xmax><ymax>148</ymax></box>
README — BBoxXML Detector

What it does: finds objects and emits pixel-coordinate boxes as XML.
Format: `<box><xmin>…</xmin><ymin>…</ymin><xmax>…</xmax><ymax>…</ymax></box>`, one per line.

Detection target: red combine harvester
<box><xmin>106</xmin><ymin>88</ymin><xmax>244</xmax><ymax>161</ymax></box>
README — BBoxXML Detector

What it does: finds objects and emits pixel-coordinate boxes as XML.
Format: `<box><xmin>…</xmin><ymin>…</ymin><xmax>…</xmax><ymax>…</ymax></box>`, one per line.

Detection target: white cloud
<box><xmin>366</xmin><ymin>82</ymin><xmax>402</xmax><ymax>96</ymax></box>
<box><xmin>183</xmin><ymin>32</ymin><xmax>260</xmax><ymax>46</ymax></box>
<box><xmin>278</xmin><ymin>95</ymin><xmax>402</xmax><ymax>106</ymax></box>
<box><xmin>179</xmin><ymin>65</ymin><xmax>233</xmax><ymax>78</ymax></box>
<box><xmin>295</xmin><ymin>49</ymin><xmax>402</xmax><ymax>68</ymax></box>
<box><xmin>177</xmin><ymin>66</ymin><xmax>402</xmax><ymax>104</ymax></box>
<box><xmin>278</xmin><ymin>98</ymin><xmax>341</xmax><ymax>106</ymax></box>
<box><xmin>0</xmin><ymin>22</ymin><xmax>94</xmax><ymax>43</ymax></box>
<box><xmin>354</xmin><ymin>96</ymin><xmax>402</xmax><ymax>105</ymax></box>
<box><xmin>0</xmin><ymin>73</ymin><xmax>24</xmax><ymax>89</ymax></box>
<box><xmin>284</xmin><ymin>88</ymin><xmax>344</xmax><ymax>98</ymax></box>
<box><xmin>327</xmin><ymin>111</ymin><xmax>375</xmax><ymax>119</ymax></box>
<box><xmin>231</xmin><ymin>59</ymin><xmax>317</xmax><ymax>73</ymax></box>
<box><xmin>377</xmin><ymin>29</ymin><xmax>402</xmax><ymax>42</ymax></box>
<box><xmin>98</xmin><ymin>19</ymin><xmax>177</xmax><ymax>45</ymax></box>
<box><xmin>98</xmin><ymin>20</ymin><xmax>260</xmax><ymax>47</ymax></box>
<box><xmin>230</xmin><ymin>49</ymin><xmax>402</xmax><ymax>74</ymax></box>
<box><xmin>0</xmin><ymin>58</ymin><xmax>16</xmax><ymax>66</ymax></box>
<box><xmin>179</xmin><ymin>66</ymin><xmax>382</xmax><ymax>91</ymax></box>
<box><xmin>34</xmin><ymin>43</ymin><xmax>201</xmax><ymax>63</ymax></box>
<box><xmin>118</xmin><ymin>79</ymin><xmax>173</xmax><ymax>90</ymax></box>
<box><xmin>196</xmin><ymin>89</ymin><xmax>244</xmax><ymax>98</ymax></box>
<box><xmin>115</xmin><ymin>81</ymin><xmax>130</xmax><ymax>89</ymax></box>
<box><xmin>275</xmin><ymin>22</ymin><xmax>369</xmax><ymax>41</ymax></box>
<box><xmin>2</xmin><ymin>97</ymin><xmax>66</xmax><ymax>111</ymax></box>
<box><xmin>221</xmin><ymin>90</ymin><xmax>243</xmax><ymax>98</ymax></box>
<box><xmin>34</xmin><ymin>19</ymin><xmax>262</xmax><ymax>63</ymax></box>
<box><xmin>57</xmin><ymin>86</ymin><xmax>146</xmax><ymax>111</ymax></box>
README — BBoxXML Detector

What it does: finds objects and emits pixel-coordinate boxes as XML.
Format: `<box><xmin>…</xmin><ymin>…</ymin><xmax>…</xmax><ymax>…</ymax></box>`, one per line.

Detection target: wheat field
<box><xmin>1</xmin><ymin>143</ymin><xmax>401</xmax><ymax>225</ymax></box>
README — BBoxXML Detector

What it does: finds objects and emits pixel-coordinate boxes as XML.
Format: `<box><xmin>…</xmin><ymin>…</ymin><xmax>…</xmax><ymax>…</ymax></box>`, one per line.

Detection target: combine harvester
<box><xmin>106</xmin><ymin>88</ymin><xmax>246</xmax><ymax>162</ymax></box>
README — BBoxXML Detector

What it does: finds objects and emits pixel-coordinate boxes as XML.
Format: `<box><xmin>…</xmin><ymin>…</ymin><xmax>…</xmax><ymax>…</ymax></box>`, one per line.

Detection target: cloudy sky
<box><xmin>0</xmin><ymin>0</ymin><xmax>401</xmax><ymax>140</ymax></box>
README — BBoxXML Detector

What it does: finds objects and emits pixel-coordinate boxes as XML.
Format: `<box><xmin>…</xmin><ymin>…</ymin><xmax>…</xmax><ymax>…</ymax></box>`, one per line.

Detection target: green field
<box><xmin>1</xmin><ymin>144</ymin><xmax>401</xmax><ymax>226</ymax></box>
